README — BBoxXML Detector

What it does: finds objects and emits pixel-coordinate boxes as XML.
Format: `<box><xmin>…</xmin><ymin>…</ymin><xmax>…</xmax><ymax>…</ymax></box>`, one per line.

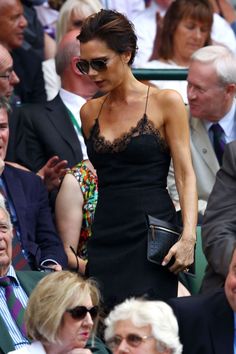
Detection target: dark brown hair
<box><xmin>151</xmin><ymin>0</ymin><xmax>213</xmax><ymax>61</ymax></box>
<box><xmin>77</xmin><ymin>9</ymin><xmax>137</xmax><ymax>65</ymax></box>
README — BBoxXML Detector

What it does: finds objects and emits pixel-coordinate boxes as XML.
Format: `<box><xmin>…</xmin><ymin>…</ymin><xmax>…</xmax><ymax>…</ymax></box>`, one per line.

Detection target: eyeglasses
<box><xmin>76</xmin><ymin>56</ymin><xmax>116</xmax><ymax>75</ymax></box>
<box><xmin>0</xmin><ymin>71</ymin><xmax>15</xmax><ymax>81</ymax></box>
<box><xmin>106</xmin><ymin>334</ymin><xmax>154</xmax><ymax>350</ymax></box>
<box><xmin>66</xmin><ymin>305</ymin><xmax>99</xmax><ymax>320</ymax></box>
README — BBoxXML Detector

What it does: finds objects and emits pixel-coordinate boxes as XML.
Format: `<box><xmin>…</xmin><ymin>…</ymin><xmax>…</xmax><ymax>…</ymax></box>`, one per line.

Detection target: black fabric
<box><xmin>86</xmin><ymin>114</ymin><xmax>178</xmax><ymax>310</ymax></box>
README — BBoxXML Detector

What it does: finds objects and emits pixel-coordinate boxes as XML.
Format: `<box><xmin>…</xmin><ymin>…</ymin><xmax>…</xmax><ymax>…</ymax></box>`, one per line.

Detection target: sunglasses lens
<box><xmin>76</xmin><ymin>61</ymin><xmax>89</xmax><ymax>74</ymax></box>
<box><xmin>68</xmin><ymin>306</ymin><xmax>99</xmax><ymax>320</ymax></box>
<box><xmin>91</xmin><ymin>60</ymin><xmax>107</xmax><ymax>72</ymax></box>
<box><xmin>90</xmin><ymin>306</ymin><xmax>99</xmax><ymax>319</ymax></box>
<box><xmin>127</xmin><ymin>334</ymin><xmax>142</xmax><ymax>347</ymax></box>
<box><xmin>107</xmin><ymin>336</ymin><xmax>122</xmax><ymax>350</ymax></box>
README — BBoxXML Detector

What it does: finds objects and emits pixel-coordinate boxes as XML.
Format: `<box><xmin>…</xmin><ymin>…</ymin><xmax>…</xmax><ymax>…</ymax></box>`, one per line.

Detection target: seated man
<box><xmin>168</xmin><ymin>246</ymin><xmax>236</xmax><ymax>354</ymax></box>
<box><xmin>168</xmin><ymin>45</ymin><xmax>236</xmax><ymax>220</ymax></box>
<box><xmin>0</xmin><ymin>96</ymin><xmax>67</xmax><ymax>271</ymax></box>
<box><xmin>201</xmin><ymin>140</ymin><xmax>236</xmax><ymax>293</ymax></box>
<box><xmin>0</xmin><ymin>195</ymin><xmax>111</xmax><ymax>354</ymax></box>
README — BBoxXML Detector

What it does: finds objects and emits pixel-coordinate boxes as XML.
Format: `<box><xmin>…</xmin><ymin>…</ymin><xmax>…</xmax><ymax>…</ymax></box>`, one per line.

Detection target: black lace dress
<box><xmin>85</xmin><ymin>94</ymin><xmax>178</xmax><ymax>310</ymax></box>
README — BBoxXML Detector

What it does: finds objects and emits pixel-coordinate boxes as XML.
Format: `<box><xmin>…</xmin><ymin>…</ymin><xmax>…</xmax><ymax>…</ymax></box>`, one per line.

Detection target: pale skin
<box><xmin>55</xmin><ymin>160</ymin><xmax>96</xmax><ymax>274</ymax></box>
<box><xmin>80</xmin><ymin>39</ymin><xmax>197</xmax><ymax>273</ymax></box>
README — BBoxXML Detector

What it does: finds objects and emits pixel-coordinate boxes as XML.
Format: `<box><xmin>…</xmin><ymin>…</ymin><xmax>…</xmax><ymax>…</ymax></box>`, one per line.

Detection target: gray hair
<box><xmin>105</xmin><ymin>298</ymin><xmax>183</xmax><ymax>354</ymax></box>
<box><xmin>56</xmin><ymin>0</ymin><xmax>102</xmax><ymax>43</ymax></box>
<box><xmin>0</xmin><ymin>96</ymin><xmax>11</xmax><ymax>112</ymax></box>
<box><xmin>191</xmin><ymin>45</ymin><xmax>236</xmax><ymax>85</ymax></box>
<box><xmin>55</xmin><ymin>38</ymin><xmax>80</xmax><ymax>76</ymax></box>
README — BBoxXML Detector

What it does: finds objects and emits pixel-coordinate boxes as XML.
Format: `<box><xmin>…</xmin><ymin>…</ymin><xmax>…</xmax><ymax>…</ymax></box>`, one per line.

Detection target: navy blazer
<box><xmin>17</xmin><ymin>94</ymin><xmax>83</xmax><ymax>172</ymax></box>
<box><xmin>168</xmin><ymin>289</ymin><xmax>234</xmax><ymax>354</ymax></box>
<box><xmin>2</xmin><ymin>164</ymin><xmax>67</xmax><ymax>269</ymax></box>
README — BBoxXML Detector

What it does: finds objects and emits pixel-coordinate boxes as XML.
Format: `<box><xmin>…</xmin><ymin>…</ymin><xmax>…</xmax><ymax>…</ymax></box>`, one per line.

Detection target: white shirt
<box><xmin>42</xmin><ymin>58</ymin><xmax>61</xmax><ymax>101</ymax></box>
<box><xmin>143</xmin><ymin>59</ymin><xmax>188</xmax><ymax>103</ymax></box>
<box><xmin>205</xmin><ymin>100</ymin><xmax>236</xmax><ymax>144</ymax></box>
<box><xmin>212</xmin><ymin>13</ymin><xmax>236</xmax><ymax>55</ymax></box>
<box><xmin>59</xmin><ymin>88</ymin><xmax>88</xmax><ymax>160</ymax></box>
<box><xmin>8</xmin><ymin>341</ymin><xmax>46</xmax><ymax>354</ymax></box>
<box><xmin>101</xmin><ymin>0</ymin><xmax>145</xmax><ymax>20</ymax></box>
<box><xmin>132</xmin><ymin>2</ymin><xmax>165</xmax><ymax>68</ymax></box>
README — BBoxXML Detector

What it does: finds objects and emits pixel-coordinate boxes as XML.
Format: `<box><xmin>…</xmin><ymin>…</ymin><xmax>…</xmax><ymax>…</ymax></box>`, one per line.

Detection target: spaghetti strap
<box><xmin>144</xmin><ymin>86</ymin><xmax>150</xmax><ymax>115</ymax></box>
<box><xmin>97</xmin><ymin>95</ymin><xmax>109</xmax><ymax>119</ymax></box>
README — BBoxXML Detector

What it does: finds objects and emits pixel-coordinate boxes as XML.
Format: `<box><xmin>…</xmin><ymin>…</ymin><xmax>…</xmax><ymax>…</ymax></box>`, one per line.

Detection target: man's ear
<box><xmin>71</xmin><ymin>56</ymin><xmax>82</xmax><ymax>75</ymax></box>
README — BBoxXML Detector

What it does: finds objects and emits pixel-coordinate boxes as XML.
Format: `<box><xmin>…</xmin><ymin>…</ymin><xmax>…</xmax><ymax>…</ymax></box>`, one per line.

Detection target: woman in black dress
<box><xmin>77</xmin><ymin>9</ymin><xmax>197</xmax><ymax>310</ymax></box>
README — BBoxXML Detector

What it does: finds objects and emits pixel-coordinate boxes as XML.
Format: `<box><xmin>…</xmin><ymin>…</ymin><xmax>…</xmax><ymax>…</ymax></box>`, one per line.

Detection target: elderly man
<box><xmin>0</xmin><ymin>97</ymin><xmax>67</xmax><ymax>271</ymax></box>
<box><xmin>168</xmin><ymin>246</ymin><xmax>236</xmax><ymax>354</ymax></box>
<box><xmin>0</xmin><ymin>194</ymin><xmax>111</xmax><ymax>354</ymax></box>
<box><xmin>0</xmin><ymin>193</ymin><xmax>45</xmax><ymax>352</ymax></box>
<box><xmin>0</xmin><ymin>0</ymin><xmax>46</xmax><ymax>104</ymax></box>
<box><xmin>17</xmin><ymin>29</ymin><xmax>98</xmax><ymax>172</ymax></box>
<box><xmin>168</xmin><ymin>45</ymin><xmax>236</xmax><ymax>218</ymax></box>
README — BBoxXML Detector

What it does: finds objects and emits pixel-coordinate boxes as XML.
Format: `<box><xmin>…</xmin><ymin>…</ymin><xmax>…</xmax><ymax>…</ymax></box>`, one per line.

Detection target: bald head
<box><xmin>0</xmin><ymin>0</ymin><xmax>28</xmax><ymax>50</ymax></box>
<box><xmin>55</xmin><ymin>29</ymin><xmax>81</xmax><ymax>76</ymax></box>
<box><xmin>0</xmin><ymin>44</ymin><xmax>19</xmax><ymax>98</ymax></box>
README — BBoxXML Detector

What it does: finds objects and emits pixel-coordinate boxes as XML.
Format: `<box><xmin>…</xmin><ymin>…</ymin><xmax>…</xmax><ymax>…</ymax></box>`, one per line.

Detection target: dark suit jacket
<box><xmin>12</xmin><ymin>47</ymin><xmax>46</xmax><ymax>104</ymax></box>
<box><xmin>17</xmin><ymin>94</ymin><xmax>83</xmax><ymax>172</ymax></box>
<box><xmin>201</xmin><ymin>141</ymin><xmax>236</xmax><ymax>293</ymax></box>
<box><xmin>168</xmin><ymin>289</ymin><xmax>234</xmax><ymax>354</ymax></box>
<box><xmin>2</xmin><ymin>164</ymin><xmax>67</xmax><ymax>268</ymax></box>
<box><xmin>0</xmin><ymin>271</ymin><xmax>45</xmax><ymax>354</ymax></box>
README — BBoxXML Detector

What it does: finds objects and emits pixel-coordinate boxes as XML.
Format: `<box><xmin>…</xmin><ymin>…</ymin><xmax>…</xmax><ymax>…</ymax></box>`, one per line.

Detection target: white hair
<box><xmin>0</xmin><ymin>193</ymin><xmax>12</xmax><ymax>231</ymax></box>
<box><xmin>191</xmin><ymin>45</ymin><xmax>236</xmax><ymax>85</ymax></box>
<box><xmin>105</xmin><ymin>298</ymin><xmax>182</xmax><ymax>354</ymax></box>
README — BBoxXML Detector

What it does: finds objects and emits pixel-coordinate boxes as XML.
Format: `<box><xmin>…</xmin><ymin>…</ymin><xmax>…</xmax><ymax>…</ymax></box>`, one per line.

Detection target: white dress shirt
<box><xmin>59</xmin><ymin>88</ymin><xmax>88</xmax><ymax>160</ymax></box>
<box><xmin>205</xmin><ymin>100</ymin><xmax>236</xmax><ymax>145</ymax></box>
<box><xmin>8</xmin><ymin>341</ymin><xmax>46</xmax><ymax>354</ymax></box>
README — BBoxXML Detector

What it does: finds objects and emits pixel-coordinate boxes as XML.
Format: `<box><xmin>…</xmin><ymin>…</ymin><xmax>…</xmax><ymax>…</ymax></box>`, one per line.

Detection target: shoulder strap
<box><xmin>97</xmin><ymin>95</ymin><xmax>109</xmax><ymax>119</ymax></box>
<box><xmin>144</xmin><ymin>86</ymin><xmax>150</xmax><ymax>115</ymax></box>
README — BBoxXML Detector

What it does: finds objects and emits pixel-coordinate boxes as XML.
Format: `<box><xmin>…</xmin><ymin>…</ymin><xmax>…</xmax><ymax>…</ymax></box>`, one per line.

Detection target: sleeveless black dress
<box><xmin>86</xmin><ymin>88</ymin><xmax>178</xmax><ymax>310</ymax></box>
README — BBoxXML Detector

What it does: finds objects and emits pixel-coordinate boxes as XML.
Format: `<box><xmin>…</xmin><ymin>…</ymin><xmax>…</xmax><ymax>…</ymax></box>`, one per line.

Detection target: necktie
<box><xmin>210</xmin><ymin>123</ymin><xmax>226</xmax><ymax>166</ymax></box>
<box><xmin>0</xmin><ymin>178</ymin><xmax>29</xmax><ymax>270</ymax></box>
<box><xmin>0</xmin><ymin>276</ymin><xmax>27</xmax><ymax>337</ymax></box>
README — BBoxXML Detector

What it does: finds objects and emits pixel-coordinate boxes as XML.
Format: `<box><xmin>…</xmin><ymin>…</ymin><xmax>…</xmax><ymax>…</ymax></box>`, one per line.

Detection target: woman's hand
<box><xmin>162</xmin><ymin>235</ymin><xmax>196</xmax><ymax>274</ymax></box>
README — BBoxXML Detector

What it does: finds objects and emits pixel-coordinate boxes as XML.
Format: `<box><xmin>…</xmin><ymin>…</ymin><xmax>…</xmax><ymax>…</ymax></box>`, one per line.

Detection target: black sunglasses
<box><xmin>106</xmin><ymin>334</ymin><xmax>154</xmax><ymax>350</ymax></box>
<box><xmin>66</xmin><ymin>305</ymin><xmax>99</xmax><ymax>320</ymax></box>
<box><xmin>76</xmin><ymin>58</ymin><xmax>109</xmax><ymax>75</ymax></box>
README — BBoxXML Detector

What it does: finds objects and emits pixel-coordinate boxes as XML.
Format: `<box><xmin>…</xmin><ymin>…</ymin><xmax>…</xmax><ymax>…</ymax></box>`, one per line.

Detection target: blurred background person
<box><xmin>105</xmin><ymin>298</ymin><xmax>182</xmax><ymax>354</ymax></box>
<box><xmin>42</xmin><ymin>0</ymin><xmax>103</xmax><ymax>100</ymax></box>
<box><xmin>8</xmin><ymin>271</ymin><xmax>109</xmax><ymax>354</ymax></box>
<box><xmin>55</xmin><ymin>159</ymin><xmax>97</xmax><ymax>275</ymax></box>
<box><xmin>143</xmin><ymin>0</ymin><xmax>213</xmax><ymax>103</ymax></box>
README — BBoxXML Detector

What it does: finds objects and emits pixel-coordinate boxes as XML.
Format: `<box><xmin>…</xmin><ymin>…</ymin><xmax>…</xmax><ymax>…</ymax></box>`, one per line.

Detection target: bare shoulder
<box><xmin>80</xmin><ymin>95</ymin><xmax>107</xmax><ymax>137</ymax></box>
<box><xmin>151</xmin><ymin>87</ymin><xmax>184</xmax><ymax>106</ymax></box>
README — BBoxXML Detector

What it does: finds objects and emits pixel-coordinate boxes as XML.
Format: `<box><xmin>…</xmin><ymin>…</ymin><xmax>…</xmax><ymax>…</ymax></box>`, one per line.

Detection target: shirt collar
<box><xmin>59</xmin><ymin>88</ymin><xmax>86</xmax><ymax>118</ymax></box>
<box><xmin>0</xmin><ymin>265</ymin><xmax>20</xmax><ymax>286</ymax></box>
<box><xmin>204</xmin><ymin>100</ymin><xmax>236</xmax><ymax>139</ymax></box>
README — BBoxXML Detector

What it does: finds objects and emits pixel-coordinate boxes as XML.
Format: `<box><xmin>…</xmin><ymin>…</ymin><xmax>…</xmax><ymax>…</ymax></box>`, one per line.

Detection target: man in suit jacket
<box><xmin>18</xmin><ymin>29</ymin><xmax>98</xmax><ymax>172</ymax></box>
<box><xmin>0</xmin><ymin>0</ymin><xmax>46</xmax><ymax>105</ymax></box>
<box><xmin>0</xmin><ymin>96</ymin><xmax>67</xmax><ymax>270</ymax></box>
<box><xmin>201</xmin><ymin>141</ymin><xmax>236</xmax><ymax>292</ymax></box>
<box><xmin>168</xmin><ymin>246</ymin><xmax>236</xmax><ymax>354</ymax></box>
<box><xmin>168</xmin><ymin>45</ymin><xmax>236</xmax><ymax>218</ymax></box>
<box><xmin>0</xmin><ymin>200</ymin><xmax>110</xmax><ymax>354</ymax></box>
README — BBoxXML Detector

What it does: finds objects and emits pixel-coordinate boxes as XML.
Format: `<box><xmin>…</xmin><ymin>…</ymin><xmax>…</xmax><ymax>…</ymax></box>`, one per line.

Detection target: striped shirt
<box><xmin>0</xmin><ymin>266</ymin><xmax>30</xmax><ymax>349</ymax></box>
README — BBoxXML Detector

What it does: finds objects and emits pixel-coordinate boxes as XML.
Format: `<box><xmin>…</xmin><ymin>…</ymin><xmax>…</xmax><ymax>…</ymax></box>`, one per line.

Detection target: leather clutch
<box><xmin>147</xmin><ymin>215</ymin><xmax>182</xmax><ymax>265</ymax></box>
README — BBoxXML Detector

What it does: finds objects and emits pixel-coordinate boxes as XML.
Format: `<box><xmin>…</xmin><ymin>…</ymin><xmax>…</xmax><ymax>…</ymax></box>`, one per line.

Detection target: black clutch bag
<box><xmin>147</xmin><ymin>215</ymin><xmax>182</xmax><ymax>265</ymax></box>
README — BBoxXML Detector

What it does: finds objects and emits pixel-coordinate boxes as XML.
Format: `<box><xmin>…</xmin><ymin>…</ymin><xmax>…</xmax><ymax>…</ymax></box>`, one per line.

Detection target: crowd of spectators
<box><xmin>0</xmin><ymin>1</ymin><xmax>236</xmax><ymax>354</ymax></box>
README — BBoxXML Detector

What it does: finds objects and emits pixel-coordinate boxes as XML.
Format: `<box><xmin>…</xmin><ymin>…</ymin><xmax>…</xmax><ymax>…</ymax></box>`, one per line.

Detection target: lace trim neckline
<box><xmin>88</xmin><ymin>114</ymin><xmax>168</xmax><ymax>153</ymax></box>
